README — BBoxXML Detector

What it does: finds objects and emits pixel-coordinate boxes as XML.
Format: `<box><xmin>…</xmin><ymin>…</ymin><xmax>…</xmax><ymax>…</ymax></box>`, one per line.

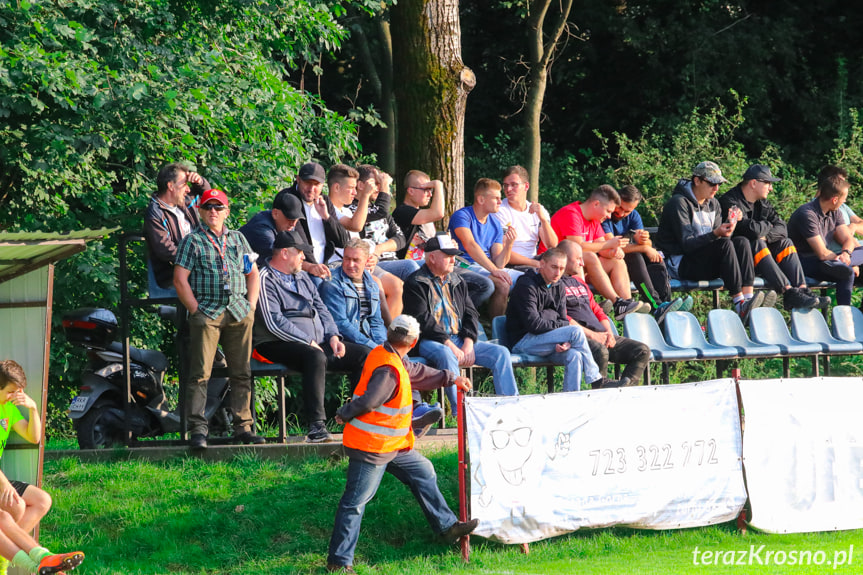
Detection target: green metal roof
<box><xmin>0</xmin><ymin>228</ymin><xmax>117</xmax><ymax>284</ymax></box>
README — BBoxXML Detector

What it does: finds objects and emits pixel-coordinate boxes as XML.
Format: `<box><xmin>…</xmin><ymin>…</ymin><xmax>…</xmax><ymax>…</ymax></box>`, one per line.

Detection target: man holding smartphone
<box><xmin>655</xmin><ymin>161</ymin><xmax>766</xmax><ymax>323</ymax></box>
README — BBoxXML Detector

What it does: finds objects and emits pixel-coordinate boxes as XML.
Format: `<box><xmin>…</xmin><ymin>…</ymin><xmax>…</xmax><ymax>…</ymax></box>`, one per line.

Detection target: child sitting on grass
<box><xmin>0</xmin><ymin>360</ymin><xmax>84</xmax><ymax>574</ymax></box>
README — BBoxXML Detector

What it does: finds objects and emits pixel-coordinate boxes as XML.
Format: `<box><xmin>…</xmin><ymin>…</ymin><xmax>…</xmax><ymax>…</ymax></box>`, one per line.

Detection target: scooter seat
<box><xmin>106</xmin><ymin>341</ymin><xmax>168</xmax><ymax>372</ymax></box>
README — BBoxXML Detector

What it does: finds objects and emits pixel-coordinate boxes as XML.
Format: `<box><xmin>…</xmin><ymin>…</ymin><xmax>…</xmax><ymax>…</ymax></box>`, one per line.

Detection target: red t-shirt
<box><xmin>540</xmin><ymin>201</ymin><xmax>604</xmax><ymax>253</ymax></box>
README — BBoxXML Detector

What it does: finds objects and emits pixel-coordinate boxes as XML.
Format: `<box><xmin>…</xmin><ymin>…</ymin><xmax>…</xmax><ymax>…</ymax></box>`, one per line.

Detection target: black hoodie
<box><xmin>655</xmin><ymin>179</ymin><xmax>722</xmax><ymax>277</ymax></box>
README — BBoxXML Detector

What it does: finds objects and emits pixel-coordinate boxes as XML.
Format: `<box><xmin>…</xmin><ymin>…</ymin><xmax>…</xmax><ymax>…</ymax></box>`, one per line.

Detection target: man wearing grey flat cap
<box><xmin>656</xmin><ymin>161</ymin><xmax>765</xmax><ymax>323</ymax></box>
<box><xmin>719</xmin><ymin>164</ymin><xmax>825</xmax><ymax>311</ymax></box>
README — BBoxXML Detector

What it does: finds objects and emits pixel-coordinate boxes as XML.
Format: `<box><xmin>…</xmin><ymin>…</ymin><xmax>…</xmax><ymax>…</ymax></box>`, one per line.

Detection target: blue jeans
<box><xmin>377</xmin><ymin>258</ymin><xmax>421</xmax><ymax>280</ymax></box>
<box><xmin>419</xmin><ymin>336</ymin><xmax>518</xmax><ymax>416</ymax></box>
<box><xmin>327</xmin><ymin>450</ymin><xmax>458</xmax><ymax>567</ymax></box>
<box><xmin>512</xmin><ymin>326</ymin><xmax>600</xmax><ymax>392</ymax></box>
<box><xmin>466</xmin><ymin>262</ymin><xmax>524</xmax><ymax>284</ymax></box>
<box><xmin>451</xmin><ymin>267</ymin><xmax>495</xmax><ymax>308</ymax></box>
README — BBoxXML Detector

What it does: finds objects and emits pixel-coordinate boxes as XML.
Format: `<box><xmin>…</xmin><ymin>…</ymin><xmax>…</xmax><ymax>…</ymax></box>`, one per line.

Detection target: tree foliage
<box><xmin>0</xmin><ymin>0</ymin><xmax>369</xmax><ymax>437</ymax></box>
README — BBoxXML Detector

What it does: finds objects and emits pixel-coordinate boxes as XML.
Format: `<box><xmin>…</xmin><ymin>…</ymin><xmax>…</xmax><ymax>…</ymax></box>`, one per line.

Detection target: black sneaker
<box><xmin>803</xmin><ymin>287</ymin><xmax>831</xmax><ymax>309</ymax></box>
<box><xmin>653</xmin><ymin>301</ymin><xmax>673</xmax><ymax>326</ymax></box>
<box><xmin>783</xmin><ymin>287</ymin><xmax>819</xmax><ymax>311</ymax></box>
<box><xmin>233</xmin><ymin>431</ymin><xmax>267</xmax><ymax>445</ymax></box>
<box><xmin>737</xmin><ymin>291</ymin><xmax>766</xmax><ymax>325</ymax></box>
<box><xmin>441</xmin><ymin>518</ymin><xmax>479</xmax><ymax>542</ymax></box>
<box><xmin>588</xmin><ymin>376</ymin><xmax>630</xmax><ymax>389</ymax></box>
<box><xmin>613</xmin><ymin>298</ymin><xmax>642</xmax><ymax>321</ymax></box>
<box><xmin>306</xmin><ymin>421</ymin><xmax>333</xmax><ymax>443</ymax></box>
<box><xmin>189</xmin><ymin>433</ymin><xmax>207</xmax><ymax>450</ymax></box>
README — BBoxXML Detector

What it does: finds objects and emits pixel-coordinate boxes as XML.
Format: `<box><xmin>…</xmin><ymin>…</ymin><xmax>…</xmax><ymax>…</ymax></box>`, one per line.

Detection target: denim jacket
<box><xmin>319</xmin><ymin>267</ymin><xmax>386</xmax><ymax>348</ymax></box>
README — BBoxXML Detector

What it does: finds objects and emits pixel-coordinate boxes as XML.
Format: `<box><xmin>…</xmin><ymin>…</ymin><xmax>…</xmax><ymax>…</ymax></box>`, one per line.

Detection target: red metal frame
<box><xmin>457</xmin><ymin>388</ymin><xmax>470</xmax><ymax>562</ymax></box>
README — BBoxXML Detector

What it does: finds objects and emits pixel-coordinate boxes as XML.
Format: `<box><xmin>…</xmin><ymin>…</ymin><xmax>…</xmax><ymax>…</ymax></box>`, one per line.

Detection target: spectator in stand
<box><xmin>448</xmin><ymin>178</ymin><xmax>522</xmax><ymax>319</ymax></box>
<box><xmin>393</xmin><ymin>170</ymin><xmax>445</xmax><ymax>261</ymax></box>
<box><xmin>601</xmin><ymin>185</ymin><xmax>688</xmax><ymax>325</ymax></box>
<box><xmin>144</xmin><ymin>162</ymin><xmax>209</xmax><ymax>298</ymax></box>
<box><xmin>174</xmin><ymin>189</ymin><xmax>263</xmax><ymax>449</ymax></box>
<box><xmin>788</xmin><ymin>166</ymin><xmax>863</xmax><ymax>306</ymax></box>
<box><xmin>655</xmin><ymin>161</ymin><xmax>767</xmax><ymax>323</ymax></box>
<box><xmin>276</xmin><ymin>162</ymin><xmax>352</xmax><ymax>282</ymax></box>
<box><xmin>719</xmin><ymin>164</ymin><xmax>825</xmax><ymax>311</ymax></box>
<box><xmin>319</xmin><ymin>239</ymin><xmax>444</xmax><ymax>438</ymax></box>
<box><xmin>818</xmin><ymin>165</ymin><xmax>863</xmax><ymax>253</ymax></box>
<box><xmin>558</xmin><ymin>241</ymin><xmax>651</xmax><ymax>385</ymax></box>
<box><xmin>393</xmin><ymin>170</ymin><xmax>495</xmax><ymax>310</ymax></box>
<box><xmin>319</xmin><ymin>239</ymin><xmax>387</xmax><ymax>350</ymax></box>
<box><xmin>239</xmin><ymin>191</ymin><xmax>303</xmax><ymax>265</ymax></box>
<box><xmin>324</xmin><ymin>164</ymin><xmax>397</xmax><ymax>322</ymax></box>
<box><xmin>403</xmin><ymin>235</ymin><xmax>519</xmax><ymax>416</ymax></box>
<box><xmin>326</xmin><ymin>315</ymin><xmax>477</xmax><ymax>574</ymax></box>
<box><xmin>351</xmin><ymin>164</ymin><xmax>420</xmax><ymax>282</ymax></box>
<box><xmin>549</xmin><ymin>185</ymin><xmax>646</xmax><ymax>320</ymax></box>
<box><xmin>493</xmin><ymin>165</ymin><xmax>558</xmax><ymax>270</ymax></box>
<box><xmin>505</xmin><ymin>247</ymin><xmax>626</xmax><ymax>391</ymax></box>
<box><xmin>254</xmin><ymin>232</ymin><xmax>370</xmax><ymax>443</ymax></box>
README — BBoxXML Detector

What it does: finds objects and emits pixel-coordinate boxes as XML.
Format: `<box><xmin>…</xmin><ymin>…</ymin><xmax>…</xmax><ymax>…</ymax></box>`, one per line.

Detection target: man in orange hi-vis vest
<box><xmin>326</xmin><ymin>315</ymin><xmax>477</xmax><ymax>573</ymax></box>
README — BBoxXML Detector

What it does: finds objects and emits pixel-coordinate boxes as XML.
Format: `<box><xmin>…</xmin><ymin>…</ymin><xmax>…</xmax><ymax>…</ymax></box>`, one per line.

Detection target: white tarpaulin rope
<box><xmin>465</xmin><ymin>379</ymin><xmax>747</xmax><ymax>544</ymax></box>
<box><xmin>739</xmin><ymin>377</ymin><xmax>863</xmax><ymax>534</ymax></box>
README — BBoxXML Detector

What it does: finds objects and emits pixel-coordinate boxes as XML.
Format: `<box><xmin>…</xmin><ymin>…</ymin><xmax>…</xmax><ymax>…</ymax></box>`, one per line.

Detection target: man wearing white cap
<box><xmin>327</xmin><ymin>314</ymin><xmax>476</xmax><ymax>573</ymax></box>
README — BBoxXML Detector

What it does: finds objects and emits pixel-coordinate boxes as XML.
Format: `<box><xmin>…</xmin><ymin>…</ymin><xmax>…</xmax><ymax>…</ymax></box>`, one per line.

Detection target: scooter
<box><xmin>62</xmin><ymin>307</ymin><xmax>232</xmax><ymax>449</ymax></box>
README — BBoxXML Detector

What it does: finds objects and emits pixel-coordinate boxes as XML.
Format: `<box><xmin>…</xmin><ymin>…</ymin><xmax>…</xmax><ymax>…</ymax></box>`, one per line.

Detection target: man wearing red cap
<box><xmin>174</xmin><ymin>189</ymin><xmax>263</xmax><ymax>449</ymax></box>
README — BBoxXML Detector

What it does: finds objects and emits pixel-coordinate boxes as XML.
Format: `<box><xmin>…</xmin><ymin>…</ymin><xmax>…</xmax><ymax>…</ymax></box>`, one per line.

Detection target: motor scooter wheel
<box><xmin>77</xmin><ymin>404</ymin><xmax>126</xmax><ymax>449</ymax></box>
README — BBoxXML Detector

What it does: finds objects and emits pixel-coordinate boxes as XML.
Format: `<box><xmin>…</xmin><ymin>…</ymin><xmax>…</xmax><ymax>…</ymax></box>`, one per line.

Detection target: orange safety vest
<box><xmin>343</xmin><ymin>345</ymin><xmax>415</xmax><ymax>454</ymax></box>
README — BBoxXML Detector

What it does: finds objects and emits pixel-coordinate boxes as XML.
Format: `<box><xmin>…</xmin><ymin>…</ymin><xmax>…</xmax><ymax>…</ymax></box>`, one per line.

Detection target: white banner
<box><xmin>466</xmin><ymin>379</ymin><xmax>746</xmax><ymax>544</ymax></box>
<box><xmin>739</xmin><ymin>377</ymin><xmax>863</xmax><ymax>533</ymax></box>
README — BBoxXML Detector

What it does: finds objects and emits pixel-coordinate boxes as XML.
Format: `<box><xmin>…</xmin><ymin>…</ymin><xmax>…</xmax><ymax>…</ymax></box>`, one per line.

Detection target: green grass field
<box><xmin>39</xmin><ymin>446</ymin><xmax>863</xmax><ymax>574</ymax></box>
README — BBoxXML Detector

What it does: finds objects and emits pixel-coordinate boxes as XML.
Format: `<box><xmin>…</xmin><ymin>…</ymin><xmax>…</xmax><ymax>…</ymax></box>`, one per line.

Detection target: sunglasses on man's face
<box><xmin>200</xmin><ymin>204</ymin><xmax>228</xmax><ymax>212</ymax></box>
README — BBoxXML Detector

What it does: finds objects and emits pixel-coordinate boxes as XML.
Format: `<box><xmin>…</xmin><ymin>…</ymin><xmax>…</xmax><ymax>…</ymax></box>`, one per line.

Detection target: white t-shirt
<box><xmin>328</xmin><ymin>206</ymin><xmax>360</xmax><ymax>264</ymax></box>
<box><xmin>164</xmin><ymin>204</ymin><xmax>192</xmax><ymax>237</ymax></box>
<box><xmin>493</xmin><ymin>198</ymin><xmax>547</xmax><ymax>258</ymax></box>
<box><xmin>304</xmin><ymin>201</ymin><xmax>326</xmax><ymax>264</ymax></box>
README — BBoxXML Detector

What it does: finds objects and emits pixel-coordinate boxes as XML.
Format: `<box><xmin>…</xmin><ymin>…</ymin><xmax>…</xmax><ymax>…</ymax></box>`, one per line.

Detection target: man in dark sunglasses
<box><xmin>174</xmin><ymin>188</ymin><xmax>263</xmax><ymax>450</ymax></box>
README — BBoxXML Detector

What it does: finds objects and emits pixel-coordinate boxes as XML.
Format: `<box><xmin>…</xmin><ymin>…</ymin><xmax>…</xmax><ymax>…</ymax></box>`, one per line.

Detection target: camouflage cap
<box><xmin>692</xmin><ymin>161</ymin><xmax>728</xmax><ymax>185</ymax></box>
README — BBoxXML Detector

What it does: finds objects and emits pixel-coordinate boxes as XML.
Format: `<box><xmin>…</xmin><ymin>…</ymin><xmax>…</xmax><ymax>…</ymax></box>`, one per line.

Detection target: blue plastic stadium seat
<box><xmin>748</xmin><ymin>307</ymin><xmax>822</xmax><ymax>356</ymax></box>
<box><xmin>663</xmin><ymin>311</ymin><xmax>738</xmax><ymax>359</ymax></box>
<box><xmin>706</xmin><ymin>309</ymin><xmax>782</xmax><ymax>357</ymax></box>
<box><xmin>791</xmin><ymin>308</ymin><xmax>863</xmax><ymax>354</ymax></box>
<box><xmin>831</xmin><ymin>305</ymin><xmax>863</xmax><ymax>344</ymax></box>
<box><xmin>623</xmin><ymin>313</ymin><xmax>698</xmax><ymax>361</ymax></box>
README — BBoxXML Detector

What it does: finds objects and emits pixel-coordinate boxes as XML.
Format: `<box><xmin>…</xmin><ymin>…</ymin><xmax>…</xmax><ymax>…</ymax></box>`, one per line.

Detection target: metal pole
<box><xmin>732</xmin><ymin>367</ymin><xmax>748</xmax><ymax>534</ymax></box>
<box><xmin>457</xmin><ymin>387</ymin><xmax>470</xmax><ymax>562</ymax></box>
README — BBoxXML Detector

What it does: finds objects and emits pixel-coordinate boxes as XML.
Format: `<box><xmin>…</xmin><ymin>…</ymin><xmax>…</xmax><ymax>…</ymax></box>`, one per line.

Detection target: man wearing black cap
<box><xmin>276</xmin><ymin>162</ymin><xmax>351</xmax><ymax>281</ymax></box>
<box><xmin>719</xmin><ymin>164</ymin><xmax>825</xmax><ymax>311</ymax></box>
<box><xmin>253</xmin><ymin>231</ymin><xmax>370</xmax><ymax>443</ymax></box>
<box><xmin>239</xmin><ymin>191</ymin><xmax>303</xmax><ymax>265</ymax></box>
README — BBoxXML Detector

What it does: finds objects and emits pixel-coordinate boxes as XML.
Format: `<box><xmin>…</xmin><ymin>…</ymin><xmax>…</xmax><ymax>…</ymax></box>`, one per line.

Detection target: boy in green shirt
<box><xmin>0</xmin><ymin>361</ymin><xmax>84</xmax><ymax>574</ymax></box>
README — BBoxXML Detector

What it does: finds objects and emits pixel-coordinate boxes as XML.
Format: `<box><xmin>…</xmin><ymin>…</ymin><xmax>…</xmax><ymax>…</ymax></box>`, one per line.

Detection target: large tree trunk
<box><xmin>391</xmin><ymin>0</ymin><xmax>475</xmax><ymax>216</ymax></box>
<box><xmin>524</xmin><ymin>0</ymin><xmax>574</xmax><ymax>202</ymax></box>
